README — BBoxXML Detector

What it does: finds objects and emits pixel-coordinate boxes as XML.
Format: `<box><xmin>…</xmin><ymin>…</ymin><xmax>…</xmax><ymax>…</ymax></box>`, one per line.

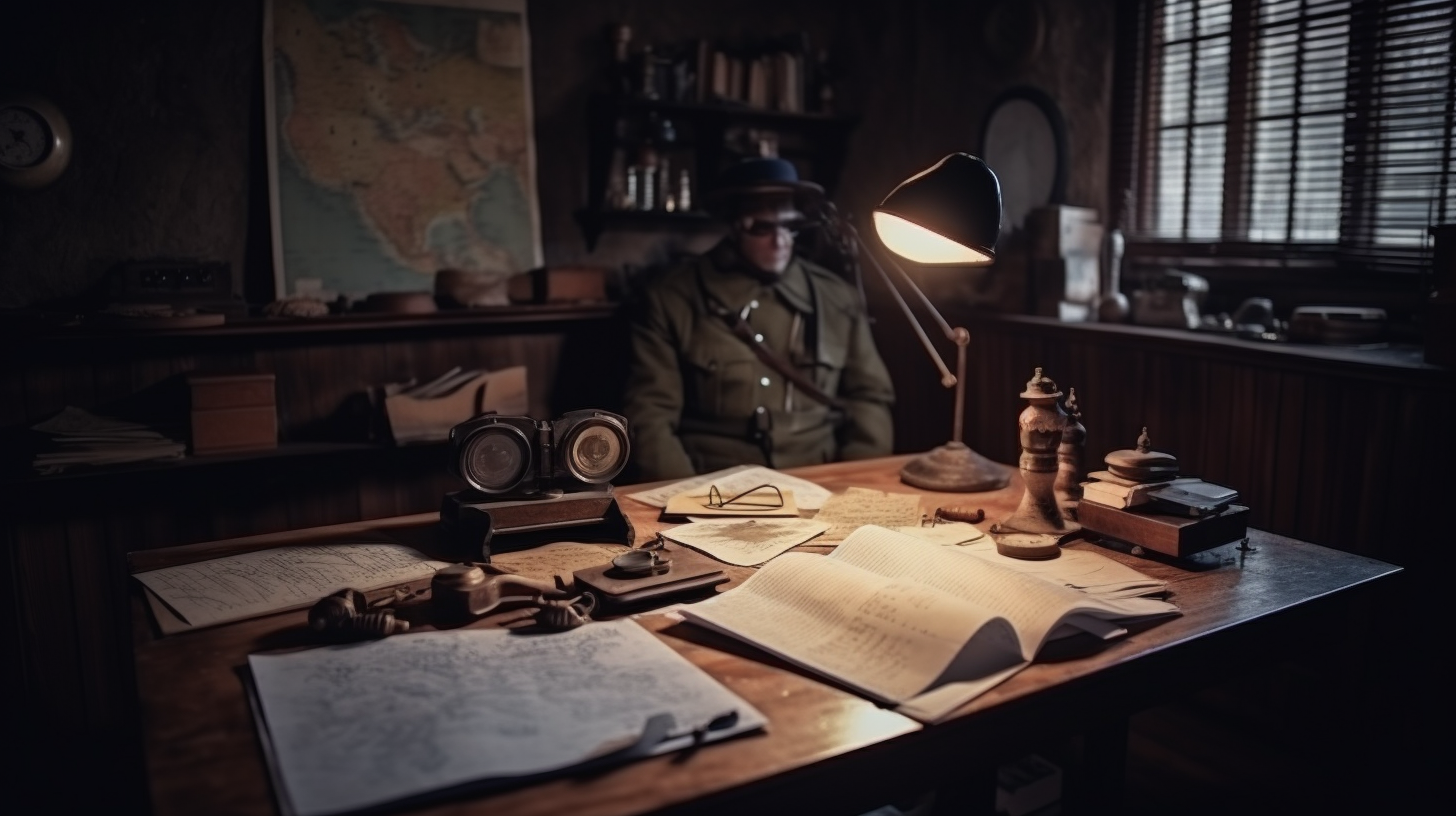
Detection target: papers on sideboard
<box><xmin>134</xmin><ymin>542</ymin><xmax>449</xmax><ymax>633</ymax></box>
<box><xmin>247</xmin><ymin>619</ymin><xmax>766</xmax><ymax>816</ymax></box>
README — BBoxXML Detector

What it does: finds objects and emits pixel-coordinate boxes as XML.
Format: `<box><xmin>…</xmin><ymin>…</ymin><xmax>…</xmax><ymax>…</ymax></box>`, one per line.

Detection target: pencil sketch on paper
<box><xmin>248</xmin><ymin>619</ymin><xmax>766</xmax><ymax>816</ymax></box>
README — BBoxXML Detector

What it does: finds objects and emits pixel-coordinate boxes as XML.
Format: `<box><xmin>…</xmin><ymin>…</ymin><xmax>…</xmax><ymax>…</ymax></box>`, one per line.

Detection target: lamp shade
<box><xmin>873</xmin><ymin>153</ymin><xmax>1003</xmax><ymax>265</ymax></box>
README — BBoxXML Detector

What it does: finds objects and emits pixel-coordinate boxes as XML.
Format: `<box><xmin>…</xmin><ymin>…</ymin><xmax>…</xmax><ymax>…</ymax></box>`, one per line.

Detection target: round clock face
<box><xmin>0</xmin><ymin>97</ymin><xmax>71</xmax><ymax>188</ymax></box>
<box><xmin>0</xmin><ymin>105</ymin><xmax>54</xmax><ymax>169</ymax></box>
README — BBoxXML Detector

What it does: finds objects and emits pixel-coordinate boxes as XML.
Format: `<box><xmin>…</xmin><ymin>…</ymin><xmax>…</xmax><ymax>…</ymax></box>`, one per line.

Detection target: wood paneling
<box><xmin>960</xmin><ymin>316</ymin><xmax>1452</xmax><ymax>574</ymax></box>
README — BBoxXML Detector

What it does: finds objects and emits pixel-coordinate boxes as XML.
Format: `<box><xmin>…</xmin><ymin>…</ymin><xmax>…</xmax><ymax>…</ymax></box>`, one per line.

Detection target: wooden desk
<box><xmin>128</xmin><ymin>455</ymin><xmax>1401</xmax><ymax>816</ymax></box>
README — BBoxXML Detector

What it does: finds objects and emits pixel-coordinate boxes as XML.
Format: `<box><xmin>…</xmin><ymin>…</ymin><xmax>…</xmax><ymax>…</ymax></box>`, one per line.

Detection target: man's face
<box><xmin>733</xmin><ymin>203</ymin><xmax>805</xmax><ymax>275</ymax></box>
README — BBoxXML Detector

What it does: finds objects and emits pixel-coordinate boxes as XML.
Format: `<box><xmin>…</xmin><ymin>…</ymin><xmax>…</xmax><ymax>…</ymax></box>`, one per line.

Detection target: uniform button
<box><xmin>760</xmin><ymin>376</ymin><xmax>771</xmax><ymax>387</ymax></box>
<box><xmin>754</xmin><ymin>333</ymin><xmax>764</xmax><ymax>343</ymax></box>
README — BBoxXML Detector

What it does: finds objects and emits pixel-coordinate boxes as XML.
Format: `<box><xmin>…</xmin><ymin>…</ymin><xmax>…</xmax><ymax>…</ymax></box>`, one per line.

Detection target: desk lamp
<box><xmin>865</xmin><ymin>153</ymin><xmax>1011</xmax><ymax>492</ymax></box>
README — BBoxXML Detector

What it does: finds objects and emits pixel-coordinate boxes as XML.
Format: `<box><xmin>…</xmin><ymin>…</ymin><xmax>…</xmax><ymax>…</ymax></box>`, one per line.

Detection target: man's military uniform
<box><xmin>623</xmin><ymin>239</ymin><xmax>895</xmax><ymax>481</ymax></box>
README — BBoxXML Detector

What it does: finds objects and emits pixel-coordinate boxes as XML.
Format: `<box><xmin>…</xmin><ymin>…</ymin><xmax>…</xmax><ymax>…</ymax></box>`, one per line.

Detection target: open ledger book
<box><xmin>679</xmin><ymin>525</ymin><xmax>1181</xmax><ymax>724</ymax></box>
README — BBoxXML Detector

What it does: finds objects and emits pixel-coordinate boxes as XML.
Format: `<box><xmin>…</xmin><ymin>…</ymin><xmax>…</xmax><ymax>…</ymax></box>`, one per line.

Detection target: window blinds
<box><xmin>1119</xmin><ymin>0</ymin><xmax>1454</xmax><ymax>275</ymax></box>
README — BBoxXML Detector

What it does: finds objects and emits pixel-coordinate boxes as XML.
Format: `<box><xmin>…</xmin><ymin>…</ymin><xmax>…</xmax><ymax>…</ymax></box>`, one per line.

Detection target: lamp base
<box><xmin>899</xmin><ymin>441</ymin><xmax>1012</xmax><ymax>493</ymax></box>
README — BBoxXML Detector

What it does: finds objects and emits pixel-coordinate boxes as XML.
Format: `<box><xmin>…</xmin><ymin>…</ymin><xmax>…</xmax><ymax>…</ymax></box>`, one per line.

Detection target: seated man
<box><xmin>622</xmin><ymin>157</ymin><xmax>895</xmax><ymax>481</ymax></box>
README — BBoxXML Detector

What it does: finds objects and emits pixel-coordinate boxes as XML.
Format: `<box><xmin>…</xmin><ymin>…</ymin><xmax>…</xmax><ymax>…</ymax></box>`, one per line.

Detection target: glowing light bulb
<box><xmin>873</xmin><ymin>212</ymin><xmax>991</xmax><ymax>264</ymax></box>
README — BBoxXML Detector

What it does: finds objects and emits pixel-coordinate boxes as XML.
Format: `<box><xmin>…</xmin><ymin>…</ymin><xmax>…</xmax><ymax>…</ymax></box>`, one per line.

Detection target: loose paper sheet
<box><xmin>894</xmin><ymin>522</ymin><xmax>987</xmax><ymax>546</ymax></box>
<box><xmin>813</xmin><ymin>487</ymin><xmax>924</xmax><ymax>541</ymax></box>
<box><xmin>248</xmin><ymin>619</ymin><xmax>766</xmax><ymax>816</ymax></box>
<box><xmin>663</xmin><ymin>488</ymin><xmax>800</xmax><ymax>518</ymax></box>
<box><xmin>134</xmin><ymin>543</ymin><xmax>449</xmax><ymax>630</ymax></box>
<box><xmin>660</xmin><ymin>518</ymin><xmax>831</xmax><ymax>566</ymax></box>
<box><xmin>950</xmin><ymin>540</ymin><xmax>1168</xmax><ymax>599</ymax></box>
<box><xmin>487</xmin><ymin>541</ymin><xmax>630</xmax><ymax>583</ymax></box>
<box><xmin>625</xmin><ymin>464</ymin><xmax>833</xmax><ymax>511</ymax></box>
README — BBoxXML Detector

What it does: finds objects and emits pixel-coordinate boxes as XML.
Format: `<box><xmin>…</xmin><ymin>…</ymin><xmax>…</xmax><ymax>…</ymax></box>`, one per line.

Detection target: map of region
<box><xmin>268</xmin><ymin>0</ymin><xmax>540</xmax><ymax>300</ymax></box>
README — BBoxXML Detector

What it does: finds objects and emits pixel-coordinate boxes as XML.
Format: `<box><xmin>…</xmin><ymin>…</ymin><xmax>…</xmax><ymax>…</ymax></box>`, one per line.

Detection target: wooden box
<box><xmin>1075</xmin><ymin>499</ymin><xmax>1249</xmax><ymax>558</ymax></box>
<box><xmin>507</xmin><ymin>266</ymin><xmax>609</xmax><ymax>304</ymax></box>
<box><xmin>187</xmin><ymin>372</ymin><xmax>277</xmax><ymax>455</ymax></box>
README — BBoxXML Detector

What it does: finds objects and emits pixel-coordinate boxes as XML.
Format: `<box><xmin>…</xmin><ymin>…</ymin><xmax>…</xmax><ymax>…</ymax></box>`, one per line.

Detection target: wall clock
<box><xmin>0</xmin><ymin>96</ymin><xmax>72</xmax><ymax>189</ymax></box>
<box><xmin>979</xmin><ymin>86</ymin><xmax>1066</xmax><ymax>236</ymax></box>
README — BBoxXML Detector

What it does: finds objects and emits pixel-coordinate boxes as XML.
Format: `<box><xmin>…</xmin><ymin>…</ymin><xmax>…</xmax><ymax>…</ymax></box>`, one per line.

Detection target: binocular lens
<box><xmin>460</xmin><ymin>425</ymin><xmax>532</xmax><ymax>493</ymax></box>
<box><xmin>562</xmin><ymin>419</ymin><xmax>628</xmax><ymax>484</ymax></box>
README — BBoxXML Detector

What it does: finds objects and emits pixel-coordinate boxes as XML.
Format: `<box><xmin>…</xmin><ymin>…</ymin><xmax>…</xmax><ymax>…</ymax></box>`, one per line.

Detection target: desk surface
<box><xmin>129</xmin><ymin>455</ymin><xmax>1401</xmax><ymax>816</ymax></box>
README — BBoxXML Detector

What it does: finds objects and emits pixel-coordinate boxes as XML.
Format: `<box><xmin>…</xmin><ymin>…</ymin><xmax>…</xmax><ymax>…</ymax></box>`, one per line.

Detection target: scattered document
<box><xmin>664</xmin><ymin>487</ymin><xmax>801</xmax><ymax>519</ymax></box>
<box><xmin>248</xmin><ymin>619</ymin><xmax>767</xmax><ymax>816</ymax></box>
<box><xmin>953</xmin><ymin>540</ymin><xmax>1169</xmax><ymax>599</ymax></box>
<box><xmin>624</xmin><ymin>464</ymin><xmax>833</xmax><ymax>510</ymax></box>
<box><xmin>679</xmin><ymin>525</ymin><xmax>1181</xmax><ymax>723</ymax></box>
<box><xmin>660</xmin><ymin>518</ymin><xmax>831</xmax><ymax>566</ymax></box>
<box><xmin>894</xmin><ymin>521</ymin><xmax>987</xmax><ymax>546</ymax></box>
<box><xmin>134</xmin><ymin>543</ymin><xmax>450</xmax><ymax>631</ymax></box>
<box><xmin>813</xmin><ymin>487</ymin><xmax>924</xmax><ymax>541</ymax></box>
<box><xmin>487</xmin><ymin>541</ymin><xmax>630</xmax><ymax>583</ymax></box>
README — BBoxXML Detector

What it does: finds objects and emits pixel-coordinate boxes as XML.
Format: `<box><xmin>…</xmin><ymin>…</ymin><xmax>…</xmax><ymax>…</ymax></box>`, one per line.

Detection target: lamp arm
<box><xmin>859</xmin><ymin>239</ymin><xmax>959</xmax><ymax>388</ymax></box>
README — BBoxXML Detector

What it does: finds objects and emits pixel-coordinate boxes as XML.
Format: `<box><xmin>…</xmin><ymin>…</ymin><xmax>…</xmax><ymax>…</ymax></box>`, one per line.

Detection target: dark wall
<box><xmin>0</xmin><ymin>0</ymin><xmax>1117</xmax><ymax>452</ymax></box>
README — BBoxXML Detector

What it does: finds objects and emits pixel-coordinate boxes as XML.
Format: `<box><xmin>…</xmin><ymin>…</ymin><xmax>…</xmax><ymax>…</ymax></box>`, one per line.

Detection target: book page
<box><xmin>134</xmin><ymin>543</ymin><xmax>450</xmax><ymax>630</ymax></box>
<box><xmin>249</xmin><ymin>620</ymin><xmax>765</xmax><ymax>816</ymax></box>
<box><xmin>680</xmin><ymin>552</ymin><xmax>1023</xmax><ymax>705</ymax></box>
<box><xmin>829</xmin><ymin>527</ymin><xmax>1180</xmax><ymax>660</ymax></box>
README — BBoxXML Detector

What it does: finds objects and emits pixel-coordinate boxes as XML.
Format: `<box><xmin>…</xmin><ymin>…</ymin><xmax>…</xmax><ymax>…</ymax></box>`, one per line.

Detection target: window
<box><xmin>1115</xmin><ymin>0</ymin><xmax>1455</xmax><ymax>277</ymax></box>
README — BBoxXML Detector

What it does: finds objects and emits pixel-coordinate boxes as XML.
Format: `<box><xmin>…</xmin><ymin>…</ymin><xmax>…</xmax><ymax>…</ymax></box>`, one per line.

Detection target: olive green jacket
<box><xmin>623</xmin><ymin>240</ymin><xmax>895</xmax><ymax>481</ymax></box>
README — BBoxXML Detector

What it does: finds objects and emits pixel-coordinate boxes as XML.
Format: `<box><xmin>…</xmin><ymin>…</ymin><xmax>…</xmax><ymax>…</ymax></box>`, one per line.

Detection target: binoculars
<box><xmin>449</xmin><ymin>409</ymin><xmax>630</xmax><ymax>497</ymax></box>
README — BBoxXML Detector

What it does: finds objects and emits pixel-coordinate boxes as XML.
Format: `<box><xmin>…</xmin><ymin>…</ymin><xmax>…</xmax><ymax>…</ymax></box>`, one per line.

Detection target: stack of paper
<box><xmin>31</xmin><ymin>406</ymin><xmax>186</xmax><ymax>474</ymax></box>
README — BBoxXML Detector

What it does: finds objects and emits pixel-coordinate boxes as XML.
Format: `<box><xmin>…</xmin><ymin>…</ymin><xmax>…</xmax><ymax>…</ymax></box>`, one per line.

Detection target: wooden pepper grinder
<box><xmin>1054</xmin><ymin>387</ymin><xmax>1085</xmax><ymax>518</ymax></box>
<box><xmin>992</xmin><ymin>368</ymin><xmax>1080</xmax><ymax>558</ymax></box>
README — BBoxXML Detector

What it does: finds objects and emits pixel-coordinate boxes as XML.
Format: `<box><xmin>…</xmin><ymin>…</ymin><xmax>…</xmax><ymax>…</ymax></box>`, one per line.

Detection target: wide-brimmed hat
<box><xmin>705</xmin><ymin>157</ymin><xmax>824</xmax><ymax>209</ymax></box>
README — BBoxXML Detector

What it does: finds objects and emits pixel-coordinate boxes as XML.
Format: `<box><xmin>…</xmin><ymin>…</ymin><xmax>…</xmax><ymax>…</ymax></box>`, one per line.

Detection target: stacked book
<box><xmin>1075</xmin><ymin>429</ymin><xmax>1246</xmax><ymax>558</ymax></box>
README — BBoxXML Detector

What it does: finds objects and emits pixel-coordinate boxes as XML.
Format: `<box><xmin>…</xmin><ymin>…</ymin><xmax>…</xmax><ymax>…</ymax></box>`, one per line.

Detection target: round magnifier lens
<box><xmin>561</xmin><ymin>419</ymin><xmax>628</xmax><ymax>484</ymax></box>
<box><xmin>460</xmin><ymin>425</ymin><xmax>532</xmax><ymax>493</ymax></box>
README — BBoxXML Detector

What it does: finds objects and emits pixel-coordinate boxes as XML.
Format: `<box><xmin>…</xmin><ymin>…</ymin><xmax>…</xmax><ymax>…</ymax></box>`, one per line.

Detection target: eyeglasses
<box><xmin>704</xmin><ymin>483</ymin><xmax>785</xmax><ymax>510</ymax></box>
<box><xmin>739</xmin><ymin>218</ymin><xmax>809</xmax><ymax>238</ymax></box>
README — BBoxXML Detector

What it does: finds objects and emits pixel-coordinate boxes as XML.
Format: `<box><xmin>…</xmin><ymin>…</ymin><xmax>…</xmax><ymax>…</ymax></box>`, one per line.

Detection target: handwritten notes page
<box><xmin>248</xmin><ymin>619</ymin><xmax>766</xmax><ymax>816</ymax></box>
<box><xmin>894</xmin><ymin>522</ymin><xmax>987</xmax><ymax>546</ymax></box>
<box><xmin>679</xmin><ymin>526</ymin><xmax>1181</xmax><ymax>723</ymax></box>
<box><xmin>625</xmin><ymin>464</ymin><xmax>833</xmax><ymax>511</ymax></box>
<box><xmin>134</xmin><ymin>543</ymin><xmax>450</xmax><ymax>631</ymax></box>
<box><xmin>487</xmin><ymin>541</ymin><xmax>629</xmax><ymax>583</ymax></box>
<box><xmin>660</xmin><ymin>518</ymin><xmax>830</xmax><ymax>566</ymax></box>
<box><xmin>813</xmin><ymin>487</ymin><xmax>924</xmax><ymax>541</ymax></box>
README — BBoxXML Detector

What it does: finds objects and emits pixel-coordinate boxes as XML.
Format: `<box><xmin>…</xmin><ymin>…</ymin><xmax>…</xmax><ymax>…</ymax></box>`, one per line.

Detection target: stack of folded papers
<box><xmin>31</xmin><ymin>406</ymin><xmax>186</xmax><ymax>474</ymax></box>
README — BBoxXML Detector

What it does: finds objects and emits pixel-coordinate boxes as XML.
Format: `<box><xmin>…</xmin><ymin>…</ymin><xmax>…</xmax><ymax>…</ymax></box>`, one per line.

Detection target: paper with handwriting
<box><xmin>894</xmin><ymin>521</ymin><xmax>987</xmax><ymax>546</ymax></box>
<box><xmin>248</xmin><ymin>619</ymin><xmax>766</xmax><ymax>816</ymax></box>
<box><xmin>134</xmin><ymin>543</ymin><xmax>449</xmax><ymax>629</ymax></box>
<box><xmin>624</xmin><ymin>464</ymin><xmax>832</xmax><ymax>511</ymax></box>
<box><xmin>813</xmin><ymin>487</ymin><xmax>924</xmax><ymax>541</ymax></box>
<box><xmin>487</xmin><ymin>541</ymin><xmax>630</xmax><ymax>583</ymax></box>
<box><xmin>660</xmin><ymin>518</ymin><xmax>830</xmax><ymax>566</ymax></box>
